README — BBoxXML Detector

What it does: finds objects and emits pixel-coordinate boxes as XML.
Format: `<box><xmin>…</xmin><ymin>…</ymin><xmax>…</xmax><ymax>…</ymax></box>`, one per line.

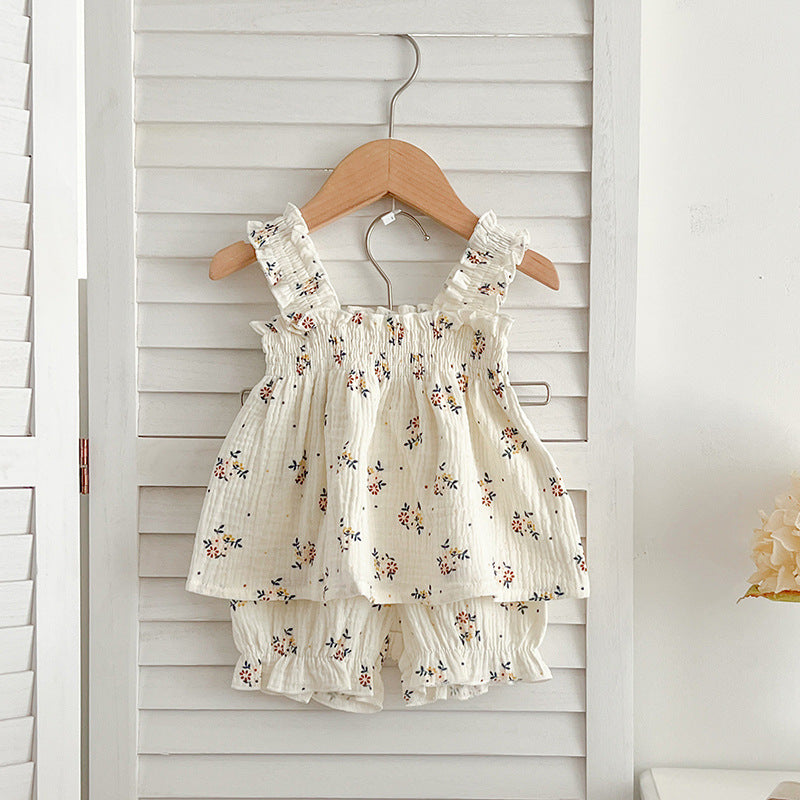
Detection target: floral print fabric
<box><xmin>230</xmin><ymin>595</ymin><xmax>550</xmax><ymax>713</ymax></box>
<box><xmin>185</xmin><ymin>200</ymin><xmax>589</xmax><ymax>710</ymax></box>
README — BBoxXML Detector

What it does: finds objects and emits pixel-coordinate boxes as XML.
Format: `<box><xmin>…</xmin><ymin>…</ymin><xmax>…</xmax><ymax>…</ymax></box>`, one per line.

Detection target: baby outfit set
<box><xmin>185</xmin><ymin>201</ymin><xmax>589</xmax><ymax>712</ymax></box>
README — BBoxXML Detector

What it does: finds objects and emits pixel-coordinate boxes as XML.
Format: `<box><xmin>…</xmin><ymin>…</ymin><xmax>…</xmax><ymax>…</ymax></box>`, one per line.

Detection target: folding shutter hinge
<box><xmin>79</xmin><ymin>438</ymin><xmax>89</xmax><ymax>495</ymax></box>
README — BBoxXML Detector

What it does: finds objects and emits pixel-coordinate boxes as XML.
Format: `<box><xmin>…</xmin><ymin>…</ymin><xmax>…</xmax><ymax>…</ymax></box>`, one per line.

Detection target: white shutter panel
<box><xmin>0</xmin><ymin>0</ymin><xmax>82</xmax><ymax>798</ymax></box>
<box><xmin>88</xmin><ymin>1</ymin><xmax>638</xmax><ymax>798</ymax></box>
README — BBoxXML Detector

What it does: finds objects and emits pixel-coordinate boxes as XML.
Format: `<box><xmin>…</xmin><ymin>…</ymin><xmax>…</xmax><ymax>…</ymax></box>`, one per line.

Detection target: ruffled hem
<box><xmin>230</xmin><ymin>644</ymin><xmax>551</xmax><ymax>713</ymax></box>
<box><xmin>432</xmin><ymin>209</ymin><xmax>531</xmax><ymax>314</ymax></box>
<box><xmin>232</xmin><ymin>651</ymin><xmax>385</xmax><ymax>713</ymax></box>
<box><xmin>246</xmin><ymin>203</ymin><xmax>531</xmax><ymax>335</ymax></box>
<box><xmin>399</xmin><ymin>644</ymin><xmax>551</xmax><ymax>692</ymax></box>
<box><xmin>472</xmin><ymin>209</ymin><xmax>531</xmax><ymax>267</ymax></box>
<box><xmin>247</xmin><ymin>203</ymin><xmax>341</xmax><ymax>335</ymax></box>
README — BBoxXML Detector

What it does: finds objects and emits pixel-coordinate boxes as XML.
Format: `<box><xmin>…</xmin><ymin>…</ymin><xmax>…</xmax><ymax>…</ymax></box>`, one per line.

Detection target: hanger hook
<box><xmin>365</xmin><ymin>210</ymin><xmax>430</xmax><ymax>310</ymax></box>
<box><xmin>388</xmin><ymin>34</ymin><xmax>421</xmax><ymax>139</ymax></box>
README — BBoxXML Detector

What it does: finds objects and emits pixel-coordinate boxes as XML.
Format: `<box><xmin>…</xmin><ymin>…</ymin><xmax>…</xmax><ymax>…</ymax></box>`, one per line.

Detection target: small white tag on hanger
<box><xmin>381</xmin><ymin>211</ymin><xmax>396</xmax><ymax>226</ymax></box>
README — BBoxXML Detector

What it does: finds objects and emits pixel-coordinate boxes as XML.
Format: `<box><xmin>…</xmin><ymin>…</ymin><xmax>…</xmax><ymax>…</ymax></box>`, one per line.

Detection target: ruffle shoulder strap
<box><xmin>246</xmin><ymin>202</ymin><xmax>340</xmax><ymax>333</ymax></box>
<box><xmin>432</xmin><ymin>209</ymin><xmax>531</xmax><ymax>315</ymax></box>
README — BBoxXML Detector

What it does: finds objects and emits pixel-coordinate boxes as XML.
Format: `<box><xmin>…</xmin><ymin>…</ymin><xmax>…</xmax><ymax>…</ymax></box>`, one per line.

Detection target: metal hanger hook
<box><xmin>388</xmin><ymin>34</ymin><xmax>421</xmax><ymax>139</ymax></box>
<box><xmin>365</xmin><ymin>210</ymin><xmax>430</xmax><ymax>310</ymax></box>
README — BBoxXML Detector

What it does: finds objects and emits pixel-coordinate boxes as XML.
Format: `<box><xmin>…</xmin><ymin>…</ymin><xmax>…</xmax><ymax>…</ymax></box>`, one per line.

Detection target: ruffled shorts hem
<box><xmin>230</xmin><ymin>644</ymin><xmax>552</xmax><ymax>713</ymax></box>
<box><xmin>228</xmin><ymin>594</ymin><xmax>552</xmax><ymax>713</ymax></box>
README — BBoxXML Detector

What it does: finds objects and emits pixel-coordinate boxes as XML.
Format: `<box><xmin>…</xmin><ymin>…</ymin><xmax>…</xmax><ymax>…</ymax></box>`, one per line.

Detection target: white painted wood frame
<box><xmin>85</xmin><ymin>0</ymin><xmax>138</xmax><ymax>797</ymax></box>
<box><xmin>86</xmin><ymin>1</ymin><xmax>639</xmax><ymax>798</ymax></box>
<box><xmin>586</xmin><ymin>1</ymin><xmax>639</xmax><ymax>797</ymax></box>
<box><xmin>0</xmin><ymin>0</ymin><xmax>83</xmax><ymax>797</ymax></box>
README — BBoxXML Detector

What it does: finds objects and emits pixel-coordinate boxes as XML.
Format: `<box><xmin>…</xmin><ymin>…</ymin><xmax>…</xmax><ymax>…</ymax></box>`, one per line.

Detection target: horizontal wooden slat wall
<box><xmin>0</xmin><ymin>0</ymin><xmax>30</xmax><ymax>437</ymax></box>
<box><xmin>0</xmin><ymin>2</ymin><xmax>33</xmax><ymax>796</ymax></box>
<box><xmin>132</xmin><ymin>2</ymin><xmax>594</xmax><ymax>799</ymax></box>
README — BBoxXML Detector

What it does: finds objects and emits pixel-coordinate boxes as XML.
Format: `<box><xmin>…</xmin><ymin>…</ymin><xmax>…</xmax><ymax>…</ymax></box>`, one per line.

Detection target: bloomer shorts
<box><xmin>229</xmin><ymin>595</ymin><xmax>551</xmax><ymax>712</ymax></box>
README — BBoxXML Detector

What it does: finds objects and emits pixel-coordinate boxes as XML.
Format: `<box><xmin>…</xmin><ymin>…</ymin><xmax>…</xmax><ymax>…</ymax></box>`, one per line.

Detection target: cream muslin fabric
<box><xmin>185</xmin><ymin>201</ymin><xmax>589</xmax><ymax>711</ymax></box>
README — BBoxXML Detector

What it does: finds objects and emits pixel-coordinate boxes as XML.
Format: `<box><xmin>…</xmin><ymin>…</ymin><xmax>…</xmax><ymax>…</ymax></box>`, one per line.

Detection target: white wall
<box><xmin>636</xmin><ymin>0</ymin><xmax>800</xmax><ymax>775</ymax></box>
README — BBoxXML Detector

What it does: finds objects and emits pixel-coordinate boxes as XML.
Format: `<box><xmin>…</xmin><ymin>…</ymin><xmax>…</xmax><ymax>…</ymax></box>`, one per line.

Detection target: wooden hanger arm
<box><xmin>208</xmin><ymin>139</ymin><xmax>560</xmax><ymax>289</ymax></box>
<box><xmin>523</xmin><ymin>251</ymin><xmax>560</xmax><ymax>291</ymax></box>
<box><xmin>209</xmin><ymin>240</ymin><xmax>256</xmax><ymax>280</ymax></box>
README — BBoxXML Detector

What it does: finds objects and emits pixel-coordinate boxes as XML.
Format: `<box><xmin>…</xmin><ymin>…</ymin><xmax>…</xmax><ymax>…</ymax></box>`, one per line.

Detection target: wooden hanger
<box><xmin>209</xmin><ymin>36</ymin><xmax>560</xmax><ymax>291</ymax></box>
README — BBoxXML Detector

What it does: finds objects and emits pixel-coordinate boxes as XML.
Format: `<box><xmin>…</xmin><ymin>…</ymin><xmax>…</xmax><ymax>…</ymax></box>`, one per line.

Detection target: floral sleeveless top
<box><xmin>186</xmin><ymin>202</ymin><xmax>589</xmax><ymax>606</ymax></box>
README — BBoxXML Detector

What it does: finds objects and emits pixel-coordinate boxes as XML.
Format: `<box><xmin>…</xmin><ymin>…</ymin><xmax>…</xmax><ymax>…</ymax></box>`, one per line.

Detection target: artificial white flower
<box><xmin>745</xmin><ymin>471</ymin><xmax>800</xmax><ymax>598</ymax></box>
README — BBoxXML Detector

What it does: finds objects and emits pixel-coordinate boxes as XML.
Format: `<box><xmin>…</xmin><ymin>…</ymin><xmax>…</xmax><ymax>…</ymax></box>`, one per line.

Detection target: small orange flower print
<box><xmin>256</xmin><ymin>578</ymin><xmax>296</xmax><ymax>604</ymax></box>
<box><xmin>492</xmin><ymin>559</ymin><xmax>515</xmax><ymax>588</ymax></box>
<box><xmin>470</xmin><ymin>330</ymin><xmax>486</xmax><ymax>360</ymax></box>
<box><xmin>416</xmin><ymin>660</ymin><xmax>448</xmax><ymax>683</ymax></box>
<box><xmin>454</xmin><ymin>609</ymin><xmax>481</xmax><ymax>644</ymax></box>
<box><xmin>350</xmin><ymin>311</ymin><xmax>364</xmax><ymax>324</ymax></box>
<box><xmin>430</xmin><ymin>383</ymin><xmax>461</xmax><ymax>413</ymax></box>
<box><xmin>359</xmin><ymin>664</ymin><xmax>373</xmax><ymax>688</ymax></box>
<box><xmin>346</xmin><ymin>369</ymin><xmax>370</xmax><ymax>396</ymax></box>
<box><xmin>336</xmin><ymin>441</ymin><xmax>358</xmax><ymax>472</ymax></box>
<box><xmin>249</xmin><ymin>221</ymin><xmax>279</xmax><ymax>247</ymax></box>
<box><xmin>291</xmin><ymin>538</ymin><xmax>316</xmax><ymax>569</ymax></box>
<box><xmin>429</xmin><ymin>312</ymin><xmax>453</xmax><ymax>339</ymax></box>
<box><xmin>500</xmin><ymin>425</ymin><xmax>529</xmax><ymax>459</ymax></box>
<box><xmin>411</xmin><ymin>585</ymin><xmax>433</xmax><ymax>601</ymax></box>
<box><xmin>337</xmin><ymin>517</ymin><xmax>362</xmax><ymax>551</ymax></box>
<box><xmin>271</xmin><ymin>627</ymin><xmax>298</xmax><ymax>657</ymax></box>
<box><xmin>477</xmin><ymin>472</ymin><xmax>496</xmax><ymax>507</ymax></box>
<box><xmin>203</xmin><ymin>524</ymin><xmax>242</xmax><ymax>559</ymax></box>
<box><xmin>404</xmin><ymin>416</ymin><xmax>423</xmax><ymax>450</ymax></box>
<box><xmin>367</xmin><ymin>461</ymin><xmax>386</xmax><ymax>495</ymax></box>
<box><xmin>455</xmin><ymin>363</ymin><xmax>469</xmax><ymax>393</ymax></box>
<box><xmin>432</xmin><ymin>461</ymin><xmax>458</xmax><ymax>495</ymax></box>
<box><xmin>477</xmin><ymin>279</ymin><xmax>507</xmax><ymax>297</ymax></box>
<box><xmin>214</xmin><ymin>449</ymin><xmax>249</xmax><ymax>481</ymax></box>
<box><xmin>469</xmin><ymin>331</ymin><xmax>486</xmax><ymax>359</ymax></box>
<box><xmin>499</xmin><ymin>600</ymin><xmax>531</xmax><ymax>614</ymax></box>
<box><xmin>372</xmin><ymin>548</ymin><xmax>399</xmax><ymax>581</ymax></box>
<box><xmin>288</xmin><ymin>312</ymin><xmax>316</xmax><ymax>332</ymax></box>
<box><xmin>374</xmin><ymin>352</ymin><xmax>390</xmax><ymax>382</ymax></box>
<box><xmin>287</xmin><ymin>450</ymin><xmax>308</xmax><ymax>484</ymax></box>
<box><xmin>549</xmin><ymin>475</ymin><xmax>567</xmax><ymax>496</ymax></box>
<box><xmin>237</xmin><ymin>659</ymin><xmax>260</xmax><ymax>687</ymax></box>
<box><xmin>409</xmin><ymin>352</ymin><xmax>425</xmax><ymax>380</ymax></box>
<box><xmin>398</xmin><ymin>501</ymin><xmax>425</xmax><ymax>535</ymax></box>
<box><xmin>465</xmin><ymin>248</ymin><xmax>492</xmax><ymax>265</ymax></box>
<box><xmin>295</xmin><ymin>343</ymin><xmax>311</xmax><ymax>375</ymax></box>
<box><xmin>438</xmin><ymin>538</ymin><xmax>470</xmax><ymax>575</ymax></box>
<box><xmin>326</xmin><ymin>629</ymin><xmax>352</xmax><ymax>661</ymax></box>
<box><xmin>511</xmin><ymin>510</ymin><xmax>538</xmax><ymax>539</ymax></box>
<box><xmin>489</xmin><ymin>660</ymin><xmax>520</xmax><ymax>683</ymax></box>
<box><xmin>259</xmin><ymin>377</ymin><xmax>282</xmax><ymax>403</ymax></box>
<box><xmin>318</xmin><ymin>486</ymin><xmax>328</xmax><ymax>513</ymax></box>
<box><xmin>386</xmin><ymin>316</ymin><xmax>405</xmax><ymax>345</ymax></box>
<box><xmin>296</xmin><ymin>270</ymin><xmax>323</xmax><ymax>297</ymax></box>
